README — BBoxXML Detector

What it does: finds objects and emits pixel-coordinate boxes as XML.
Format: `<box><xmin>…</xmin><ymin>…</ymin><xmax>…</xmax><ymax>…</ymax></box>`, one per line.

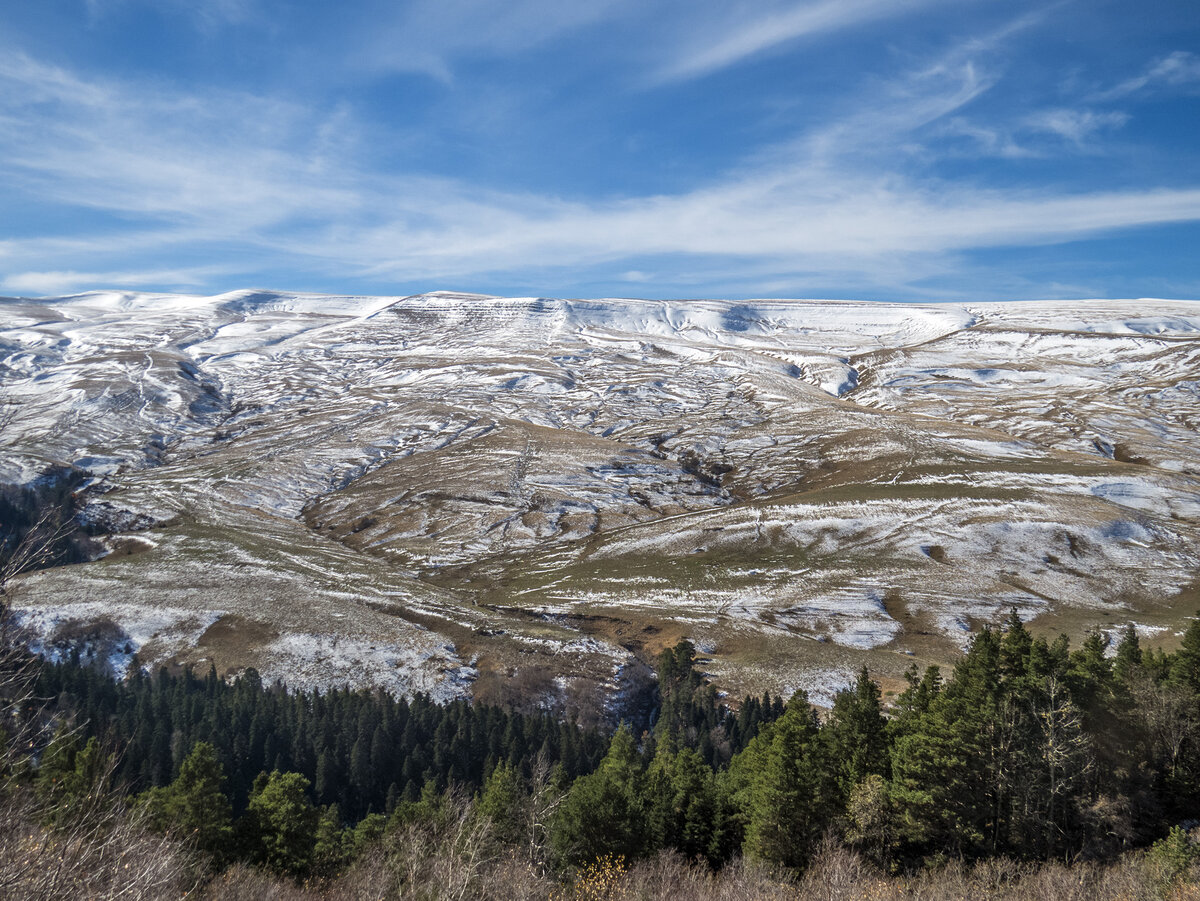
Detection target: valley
<box><xmin>2</xmin><ymin>290</ymin><xmax>1198</xmax><ymax>709</ymax></box>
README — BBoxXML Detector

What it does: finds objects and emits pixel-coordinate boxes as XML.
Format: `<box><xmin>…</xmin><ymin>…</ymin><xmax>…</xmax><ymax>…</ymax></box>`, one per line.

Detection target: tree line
<box><xmin>25</xmin><ymin>635</ymin><xmax>784</xmax><ymax>873</ymax></box>
<box><xmin>18</xmin><ymin>612</ymin><xmax>1200</xmax><ymax>883</ymax></box>
<box><xmin>552</xmin><ymin>615</ymin><xmax>1200</xmax><ymax>872</ymax></box>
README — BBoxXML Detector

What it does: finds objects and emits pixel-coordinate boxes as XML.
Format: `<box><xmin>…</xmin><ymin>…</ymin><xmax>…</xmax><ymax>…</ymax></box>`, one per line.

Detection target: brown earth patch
<box><xmin>172</xmin><ymin>614</ymin><xmax>280</xmax><ymax>678</ymax></box>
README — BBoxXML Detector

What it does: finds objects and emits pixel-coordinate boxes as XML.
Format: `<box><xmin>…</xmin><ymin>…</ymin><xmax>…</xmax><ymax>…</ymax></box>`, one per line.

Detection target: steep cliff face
<box><xmin>3</xmin><ymin>290</ymin><xmax>1199</xmax><ymax>705</ymax></box>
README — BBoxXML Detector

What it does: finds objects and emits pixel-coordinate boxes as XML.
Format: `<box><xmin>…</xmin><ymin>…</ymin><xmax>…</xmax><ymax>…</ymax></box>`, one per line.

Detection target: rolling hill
<box><xmin>3</xmin><ymin>290</ymin><xmax>1198</xmax><ymax>709</ymax></box>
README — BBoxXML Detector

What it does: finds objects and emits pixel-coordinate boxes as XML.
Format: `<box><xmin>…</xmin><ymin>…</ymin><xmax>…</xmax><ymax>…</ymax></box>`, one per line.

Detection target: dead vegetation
<box><xmin>0</xmin><ymin>783</ymin><xmax>200</xmax><ymax>901</ymax></box>
<box><xmin>191</xmin><ymin>839</ymin><xmax>1200</xmax><ymax>901</ymax></box>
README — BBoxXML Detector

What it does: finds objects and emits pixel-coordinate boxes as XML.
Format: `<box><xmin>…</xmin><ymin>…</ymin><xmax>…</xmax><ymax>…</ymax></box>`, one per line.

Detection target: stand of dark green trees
<box><xmin>35</xmin><ymin>661</ymin><xmax>614</xmax><ymax>819</ymax></box>
<box><xmin>0</xmin><ymin>466</ymin><xmax>99</xmax><ymax>572</ymax></box>
<box><xmin>20</xmin><ymin>612</ymin><xmax>1200</xmax><ymax>881</ymax></box>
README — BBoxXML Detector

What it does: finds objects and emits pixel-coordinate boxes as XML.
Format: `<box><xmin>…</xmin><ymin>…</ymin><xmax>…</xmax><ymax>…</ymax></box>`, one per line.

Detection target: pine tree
<box><xmin>36</xmin><ymin>732</ymin><xmax>114</xmax><ymax>823</ymax></box>
<box><xmin>478</xmin><ymin>760</ymin><xmax>524</xmax><ymax>846</ymax></box>
<box><xmin>138</xmin><ymin>741</ymin><xmax>234</xmax><ymax>860</ymax></box>
<box><xmin>890</xmin><ymin>630</ymin><xmax>1000</xmax><ymax>858</ymax></box>
<box><xmin>244</xmin><ymin>770</ymin><xmax>320</xmax><ymax>875</ymax></box>
<box><xmin>825</xmin><ymin>666</ymin><xmax>890</xmax><ymax>794</ymax></box>
<box><xmin>1114</xmin><ymin>624</ymin><xmax>1143</xmax><ymax>685</ymax></box>
<box><xmin>553</xmin><ymin>724</ymin><xmax>645</xmax><ymax>867</ymax></box>
<box><xmin>740</xmin><ymin>691</ymin><xmax>835</xmax><ymax>871</ymax></box>
<box><xmin>651</xmin><ymin>745</ymin><xmax>722</xmax><ymax>864</ymax></box>
<box><xmin>1170</xmin><ymin>614</ymin><xmax>1200</xmax><ymax>694</ymax></box>
<box><xmin>311</xmin><ymin>803</ymin><xmax>352</xmax><ymax>877</ymax></box>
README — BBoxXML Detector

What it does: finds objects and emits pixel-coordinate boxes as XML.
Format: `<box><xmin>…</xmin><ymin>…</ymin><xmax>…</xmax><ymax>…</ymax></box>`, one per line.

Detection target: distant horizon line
<box><xmin>5</xmin><ymin>287</ymin><xmax>1200</xmax><ymax>307</ymax></box>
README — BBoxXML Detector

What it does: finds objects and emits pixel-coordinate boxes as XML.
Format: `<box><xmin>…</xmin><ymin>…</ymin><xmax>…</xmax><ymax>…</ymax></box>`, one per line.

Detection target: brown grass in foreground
<box><xmin>0</xmin><ymin>788</ymin><xmax>198</xmax><ymax>900</ymax></box>
<box><xmin>2</xmin><ymin>796</ymin><xmax>1198</xmax><ymax>901</ymax></box>
<box><xmin>194</xmin><ymin>841</ymin><xmax>1200</xmax><ymax>901</ymax></box>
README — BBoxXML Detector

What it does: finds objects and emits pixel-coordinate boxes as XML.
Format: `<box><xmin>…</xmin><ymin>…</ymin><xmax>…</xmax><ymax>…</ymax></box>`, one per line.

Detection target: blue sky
<box><xmin>1</xmin><ymin>0</ymin><xmax>1198</xmax><ymax>301</ymax></box>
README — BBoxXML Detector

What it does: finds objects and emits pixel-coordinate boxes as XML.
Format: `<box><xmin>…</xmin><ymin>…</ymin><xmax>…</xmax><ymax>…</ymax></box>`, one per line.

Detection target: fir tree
<box><xmin>825</xmin><ymin>666</ymin><xmax>890</xmax><ymax>793</ymax></box>
<box><xmin>740</xmin><ymin>691</ymin><xmax>835</xmax><ymax>871</ymax></box>
<box><xmin>244</xmin><ymin>770</ymin><xmax>320</xmax><ymax>875</ymax></box>
<box><xmin>137</xmin><ymin>740</ymin><xmax>234</xmax><ymax>861</ymax></box>
<box><xmin>553</xmin><ymin>724</ymin><xmax>645</xmax><ymax>867</ymax></box>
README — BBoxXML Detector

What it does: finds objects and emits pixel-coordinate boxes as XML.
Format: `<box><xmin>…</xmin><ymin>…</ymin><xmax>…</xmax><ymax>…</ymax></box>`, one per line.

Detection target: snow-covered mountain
<box><xmin>3</xmin><ymin>290</ymin><xmax>1199</xmax><ymax>706</ymax></box>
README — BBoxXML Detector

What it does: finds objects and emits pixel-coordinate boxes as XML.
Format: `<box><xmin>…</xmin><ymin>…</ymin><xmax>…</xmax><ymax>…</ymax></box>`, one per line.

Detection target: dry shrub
<box><xmin>472</xmin><ymin>853</ymin><xmax>557</xmax><ymax>901</ymax></box>
<box><xmin>1014</xmin><ymin>859</ymin><xmax>1128</xmax><ymax>901</ymax></box>
<box><xmin>519</xmin><ymin>843</ymin><xmax>1188</xmax><ymax>901</ymax></box>
<box><xmin>200</xmin><ymin>862</ymin><xmax>320</xmax><ymax>901</ymax></box>
<box><xmin>329</xmin><ymin>832</ymin><xmax>803</xmax><ymax>901</ymax></box>
<box><xmin>1167</xmin><ymin>881</ymin><xmax>1200</xmax><ymax>901</ymax></box>
<box><xmin>709</xmin><ymin>857</ymin><xmax>806</xmax><ymax>901</ymax></box>
<box><xmin>327</xmin><ymin>789</ymin><xmax>558</xmax><ymax>901</ymax></box>
<box><xmin>553</xmin><ymin>854</ymin><xmax>628</xmax><ymax>901</ymax></box>
<box><xmin>883</xmin><ymin>851</ymin><xmax>1178</xmax><ymax>901</ymax></box>
<box><xmin>623</xmin><ymin>852</ymin><xmax>804</xmax><ymax>901</ymax></box>
<box><xmin>0</xmin><ymin>787</ymin><xmax>198</xmax><ymax>901</ymax></box>
<box><xmin>620</xmin><ymin>852</ymin><xmax>713</xmax><ymax>901</ymax></box>
<box><xmin>548</xmin><ymin>853</ymin><xmax>802</xmax><ymax>901</ymax></box>
<box><xmin>797</xmin><ymin>841</ymin><xmax>883</xmax><ymax>901</ymax></box>
<box><xmin>332</xmin><ymin>844</ymin><xmax>555</xmax><ymax>901</ymax></box>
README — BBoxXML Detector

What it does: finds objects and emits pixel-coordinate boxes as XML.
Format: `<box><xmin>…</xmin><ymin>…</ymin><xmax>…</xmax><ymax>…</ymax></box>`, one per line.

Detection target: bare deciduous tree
<box><xmin>0</xmin><ymin>755</ymin><xmax>199</xmax><ymax>900</ymax></box>
<box><xmin>0</xmin><ymin>505</ymin><xmax>69</xmax><ymax>782</ymax></box>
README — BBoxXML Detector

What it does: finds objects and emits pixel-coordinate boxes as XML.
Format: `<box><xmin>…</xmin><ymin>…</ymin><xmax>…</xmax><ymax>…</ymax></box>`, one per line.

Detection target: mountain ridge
<box><xmin>3</xmin><ymin>290</ymin><xmax>1198</xmax><ymax>709</ymax></box>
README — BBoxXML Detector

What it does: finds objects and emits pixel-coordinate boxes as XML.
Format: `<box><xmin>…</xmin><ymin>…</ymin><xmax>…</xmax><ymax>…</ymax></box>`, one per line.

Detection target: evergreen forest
<box><xmin>4</xmin><ymin>474</ymin><xmax>1200</xmax><ymax>898</ymax></box>
<box><xmin>5</xmin><ymin>613</ymin><xmax>1200</xmax><ymax>899</ymax></box>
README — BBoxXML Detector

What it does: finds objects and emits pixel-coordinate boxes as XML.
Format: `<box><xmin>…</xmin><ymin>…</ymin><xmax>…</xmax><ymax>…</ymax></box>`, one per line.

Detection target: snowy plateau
<box><xmin>2</xmin><ymin>290</ymin><xmax>1199</xmax><ymax>709</ymax></box>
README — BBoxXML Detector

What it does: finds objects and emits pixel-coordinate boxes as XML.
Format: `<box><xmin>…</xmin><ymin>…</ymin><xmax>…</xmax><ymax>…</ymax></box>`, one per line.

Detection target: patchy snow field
<box><xmin>2</xmin><ymin>291</ymin><xmax>1199</xmax><ymax>703</ymax></box>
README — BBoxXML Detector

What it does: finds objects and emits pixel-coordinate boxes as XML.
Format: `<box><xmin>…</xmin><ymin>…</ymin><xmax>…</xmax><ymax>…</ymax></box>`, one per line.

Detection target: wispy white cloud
<box><xmin>654</xmin><ymin>0</ymin><xmax>945</xmax><ymax>84</ymax></box>
<box><xmin>937</xmin><ymin>118</ymin><xmax>1035</xmax><ymax>158</ymax></box>
<box><xmin>84</xmin><ymin>0</ymin><xmax>258</xmax><ymax>30</ymax></box>
<box><xmin>786</xmin><ymin>10</ymin><xmax>1057</xmax><ymax>166</ymax></box>
<box><xmin>940</xmin><ymin>106</ymin><xmax>1129</xmax><ymax>157</ymax></box>
<box><xmin>356</xmin><ymin>0</ymin><xmax>632</xmax><ymax>80</ymax></box>
<box><xmin>339</xmin><ymin>177</ymin><xmax>1200</xmax><ymax>283</ymax></box>
<box><xmin>1021</xmin><ymin>108</ymin><xmax>1129</xmax><ymax>144</ymax></box>
<box><xmin>798</xmin><ymin>58</ymin><xmax>996</xmax><ymax>167</ymax></box>
<box><xmin>1</xmin><ymin>37</ymin><xmax>1198</xmax><ymax>299</ymax></box>
<box><xmin>0</xmin><ymin>53</ymin><xmax>357</xmax><ymax>230</ymax></box>
<box><xmin>1093</xmin><ymin>50</ymin><xmax>1200</xmax><ymax>101</ymax></box>
<box><xmin>1</xmin><ymin>267</ymin><xmax>218</xmax><ymax>296</ymax></box>
<box><xmin>1022</xmin><ymin>108</ymin><xmax>1123</xmax><ymax>143</ymax></box>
